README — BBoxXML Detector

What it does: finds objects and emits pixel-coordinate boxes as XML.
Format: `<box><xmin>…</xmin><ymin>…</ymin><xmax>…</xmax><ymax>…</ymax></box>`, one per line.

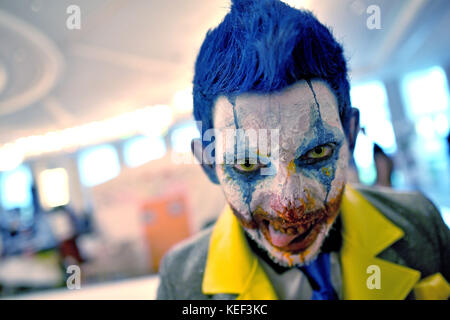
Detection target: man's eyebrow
<box><xmin>294</xmin><ymin>127</ymin><xmax>343</xmax><ymax>159</ymax></box>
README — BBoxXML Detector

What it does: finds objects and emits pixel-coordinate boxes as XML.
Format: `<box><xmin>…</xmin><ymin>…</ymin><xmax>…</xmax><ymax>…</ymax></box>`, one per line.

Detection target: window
<box><xmin>350</xmin><ymin>81</ymin><xmax>396</xmax><ymax>185</ymax></box>
<box><xmin>78</xmin><ymin>144</ymin><xmax>120</xmax><ymax>187</ymax></box>
<box><xmin>170</xmin><ymin>121</ymin><xmax>201</xmax><ymax>153</ymax></box>
<box><xmin>0</xmin><ymin>165</ymin><xmax>33</xmax><ymax>211</ymax></box>
<box><xmin>353</xmin><ymin>133</ymin><xmax>377</xmax><ymax>185</ymax></box>
<box><xmin>123</xmin><ymin>135</ymin><xmax>166</xmax><ymax>167</ymax></box>
<box><xmin>351</xmin><ymin>81</ymin><xmax>397</xmax><ymax>154</ymax></box>
<box><xmin>400</xmin><ymin>66</ymin><xmax>450</xmax><ymax>217</ymax></box>
<box><xmin>38</xmin><ymin>168</ymin><xmax>70</xmax><ymax>209</ymax></box>
<box><xmin>401</xmin><ymin>66</ymin><xmax>449</xmax><ymax>158</ymax></box>
<box><xmin>402</xmin><ymin>66</ymin><xmax>449</xmax><ymax>119</ymax></box>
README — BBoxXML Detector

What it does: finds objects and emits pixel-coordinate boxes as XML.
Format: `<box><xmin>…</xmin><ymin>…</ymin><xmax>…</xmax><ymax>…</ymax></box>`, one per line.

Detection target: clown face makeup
<box><xmin>212</xmin><ymin>80</ymin><xmax>349</xmax><ymax>267</ymax></box>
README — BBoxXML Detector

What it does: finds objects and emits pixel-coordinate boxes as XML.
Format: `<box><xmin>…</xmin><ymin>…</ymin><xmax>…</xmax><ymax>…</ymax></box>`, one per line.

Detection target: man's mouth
<box><xmin>259</xmin><ymin>215</ymin><xmax>325</xmax><ymax>253</ymax></box>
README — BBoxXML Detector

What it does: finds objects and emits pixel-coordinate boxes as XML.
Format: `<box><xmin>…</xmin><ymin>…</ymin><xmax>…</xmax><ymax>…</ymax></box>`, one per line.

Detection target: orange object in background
<box><xmin>141</xmin><ymin>191</ymin><xmax>191</xmax><ymax>272</ymax></box>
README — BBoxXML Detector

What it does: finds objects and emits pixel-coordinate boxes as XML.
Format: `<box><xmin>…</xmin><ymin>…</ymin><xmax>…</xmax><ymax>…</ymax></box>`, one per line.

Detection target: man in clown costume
<box><xmin>157</xmin><ymin>0</ymin><xmax>449</xmax><ymax>300</ymax></box>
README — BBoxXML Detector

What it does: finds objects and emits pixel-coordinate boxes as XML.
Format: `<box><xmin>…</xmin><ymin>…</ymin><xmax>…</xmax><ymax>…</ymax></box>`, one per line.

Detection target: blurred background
<box><xmin>0</xmin><ymin>0</ymin><xmax>448</xmax><ymax>299</ymax></box>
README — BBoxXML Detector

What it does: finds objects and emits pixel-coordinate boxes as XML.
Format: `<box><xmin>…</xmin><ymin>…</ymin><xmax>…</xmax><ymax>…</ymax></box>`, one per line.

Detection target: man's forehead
<box><xmin>212</xmin><ymin>80</ymin><xmax>341</xmax><ymax>132</ymax></box>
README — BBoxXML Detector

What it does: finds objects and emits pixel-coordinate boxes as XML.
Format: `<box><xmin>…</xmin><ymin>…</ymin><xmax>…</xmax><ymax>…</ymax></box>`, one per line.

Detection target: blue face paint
<box><xmin>223</xmin><ymin>161</ymin><xmax>268</xmax><ymax>215</ymax></box>
<box><xmin>221</xmin><ymin>81</ymin><xmax>343</xmax><ymax>216</ymax></box>
<box><xmin>213</xmin><ymin>80</ymin><xmax>349</xmax><ymax>268</ymax></box>
<box><xmin>294</xmin><ymin>137</ymin><xmax>342</xmax><ymax>204</ymax></box>
<box><xmin>293</xmin><ymin>82</ymin><xmax>344</xmax><ymax>204</ymax></box>
<box><xmin>224</xmin><ymin>96</ymin><xmax>268</xmax><ymax>214</ymax></box>
<box><xmin>227</xmin><ymin>95</ymin><xmax>240</xmax><ymax>130</ymax></box>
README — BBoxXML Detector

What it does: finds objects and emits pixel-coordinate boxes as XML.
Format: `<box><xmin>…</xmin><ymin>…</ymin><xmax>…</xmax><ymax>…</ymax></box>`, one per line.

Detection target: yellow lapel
<box><xmin>202</xmin><ymin>205</ymin><xmax>277</xmax><ymax>299</ymax></box>
<box><xmin>202</xmin><ymin>185</ymin><xmax>422</xmax><ymax>300</ymax></box>
<box><xmin>340</xmin><ymin>185</ymin><xmax>421</xmax><ymax>299</ymax></box>
<box><xmin>413</xmin><ymin>273</ymin><xmax>450</xmax><ymax>300</ymax></box>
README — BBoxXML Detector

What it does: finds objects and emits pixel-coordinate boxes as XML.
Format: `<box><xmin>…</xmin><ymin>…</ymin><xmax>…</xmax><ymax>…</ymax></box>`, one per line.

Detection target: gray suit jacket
<box><xmin>156</xmin><ymin>186</ymin><xmax>450</xmax><ymax>299</ymax></box>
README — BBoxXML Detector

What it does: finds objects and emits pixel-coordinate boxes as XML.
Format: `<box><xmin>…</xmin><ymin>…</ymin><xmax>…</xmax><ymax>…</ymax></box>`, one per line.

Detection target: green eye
<box><xmin>304</xmin><ymin>144</ymin><xmax>334</xmax><ymax>161</ymax></box>
<box><xmin>236</xmin><ymin>163</ymin><xmax>257</xmax><ymax>172</ymax></box>
<box><xmin>233</xmin><ymin>159</ymin><xmax>263</xmax><ymax>173</ymax></box>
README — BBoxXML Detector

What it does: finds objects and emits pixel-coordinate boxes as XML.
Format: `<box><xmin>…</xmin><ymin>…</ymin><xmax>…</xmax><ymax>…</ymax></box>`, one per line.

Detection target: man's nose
<box><xmin>270</xmin><ymin>161</ymin><xmax>305</xmax><ymax>221</ymax></box>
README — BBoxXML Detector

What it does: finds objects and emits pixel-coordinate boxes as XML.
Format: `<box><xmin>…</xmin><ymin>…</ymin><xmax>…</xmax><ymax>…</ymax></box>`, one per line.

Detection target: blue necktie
<box><xmin>298</xmin><ymin>252</ymin><xmax>338</xmax><ymax>300</ymax></box>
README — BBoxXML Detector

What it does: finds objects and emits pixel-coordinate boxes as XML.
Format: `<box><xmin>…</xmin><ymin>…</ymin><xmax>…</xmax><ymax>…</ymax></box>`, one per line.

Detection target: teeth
<box><xmin>297</xmin><ymin>225</ymin><xmax>307</xmax><ymax>234</ymax></box>
<box><xmin>268</xmin><ymin>218</ymin><xmax>319</xmax><ymax>235</ymax></box>
<box><xmin>287</xmin><ymin>227</ymin><xmax>296</xmax><ymax>235</ymax></box>
<box><xmin>273</xmin><ymin>221</ymin><xmax>281</xmax><ymax>231</ymax></box>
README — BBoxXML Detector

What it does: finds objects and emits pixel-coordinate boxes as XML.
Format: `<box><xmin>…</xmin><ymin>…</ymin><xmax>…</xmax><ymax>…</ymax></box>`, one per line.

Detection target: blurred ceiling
<box><xmin>0</xmin><ymin>0</ymin><xmax>449</xmax><ymax>146</ymax></box>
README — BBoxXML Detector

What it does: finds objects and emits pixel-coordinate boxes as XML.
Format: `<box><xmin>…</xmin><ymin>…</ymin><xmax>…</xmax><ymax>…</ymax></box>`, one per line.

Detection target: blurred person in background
<box><xmin>157</xmin><ymin>0</ymin><xmax>450</xmax><ymax>300</ymax></box>
<box><xmin>373</xmin><ymin>143</ymin><xmax>393</xmax><ymax>187</ymax></box>
<box><xmin>447</xmin><ymin>131</ymin><xmax>450</xmax><ymax>156</ymax></box>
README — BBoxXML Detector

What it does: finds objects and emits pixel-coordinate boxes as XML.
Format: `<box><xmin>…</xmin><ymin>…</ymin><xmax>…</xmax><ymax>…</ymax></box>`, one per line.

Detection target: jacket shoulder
<box><xmin>354</xmin><ymin>185</ymin><xmax>450</xmax><ymax>280</ymax></box>
<box><xmin>354</xmin><ymin>185</ymin><xmax>442</xmax><ymax>230</ymax></box>
<box><xmin>157</xmin><ymin>226</ymin><xmax>213</xmax><ymax>299</ymax></box>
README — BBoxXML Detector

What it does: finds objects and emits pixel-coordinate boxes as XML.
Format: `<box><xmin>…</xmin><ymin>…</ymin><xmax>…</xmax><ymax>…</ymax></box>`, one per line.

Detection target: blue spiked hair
<box><xmin>193</xmin><ymin>0</ymin><xmax>351</xmax><ymax>139</ymax></box>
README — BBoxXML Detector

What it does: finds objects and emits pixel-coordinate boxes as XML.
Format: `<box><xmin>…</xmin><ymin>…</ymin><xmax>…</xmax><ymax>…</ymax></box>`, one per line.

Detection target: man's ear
<box><xmin>347</xmin><ymin>107</ymin><xmax>360</xmax><ymax>153</ymax></box>
<box><xmin>191</xmin><ymin>138</ymin><xmax>220</xmax><ymax>184</ymax></box>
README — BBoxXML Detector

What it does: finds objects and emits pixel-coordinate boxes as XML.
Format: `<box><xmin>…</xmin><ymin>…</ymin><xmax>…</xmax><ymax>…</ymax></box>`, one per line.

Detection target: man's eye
<box><xmin>233</xmin><ymin>160</ymin><xmax>264</xmax><ymax>173</ymax></box>
<box><xmin>303</xmin><ymin>144</ymin><xmax>334</xmax><ymax>161</ymax></box>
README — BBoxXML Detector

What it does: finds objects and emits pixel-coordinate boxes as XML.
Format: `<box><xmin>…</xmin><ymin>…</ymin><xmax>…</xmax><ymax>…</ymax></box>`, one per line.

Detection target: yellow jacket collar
<box><xmin>201</xmin><ymin>203</ymin><xmax>277</xmax><ymax>299</ymax></box>
<box><xmin>339</xmin><ymin>185</ymin><xmax>421</xmax><ymax>299</ymax></box>
<box><xmin>202</xmin><ymin>185</ymin><xmax>421</xmax><ymax>299</ymax></box>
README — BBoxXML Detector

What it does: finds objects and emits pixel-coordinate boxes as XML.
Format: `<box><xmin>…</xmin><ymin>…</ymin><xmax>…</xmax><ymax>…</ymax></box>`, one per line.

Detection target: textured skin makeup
<box><xmin>213</xmin><ymin>79</ymin><xmax>349</xmax><ymax>267</ymax></box>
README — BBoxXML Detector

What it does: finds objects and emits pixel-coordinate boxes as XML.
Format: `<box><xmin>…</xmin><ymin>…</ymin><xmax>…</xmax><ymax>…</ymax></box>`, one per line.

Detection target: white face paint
<box><xmin>212</xmin><ymin>79</ymin><xmax>349</xmax><ymax>266</ymax></box>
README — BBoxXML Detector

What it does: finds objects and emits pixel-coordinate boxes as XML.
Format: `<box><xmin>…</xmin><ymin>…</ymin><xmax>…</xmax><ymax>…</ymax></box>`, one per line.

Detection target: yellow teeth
<box><xmin>287</xmin><ymin>227</ymin><xmax>296</xmax><ymax>235</ymax></box>
<box><xmin>296</xmin><ymin>224</ymin><xmax>307</xmax><ymax>234</ymax></box>
<box><xmin>270</xmin><ymin>221</ymin><xmax>313</xmax><ymax>235</ymax></box>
